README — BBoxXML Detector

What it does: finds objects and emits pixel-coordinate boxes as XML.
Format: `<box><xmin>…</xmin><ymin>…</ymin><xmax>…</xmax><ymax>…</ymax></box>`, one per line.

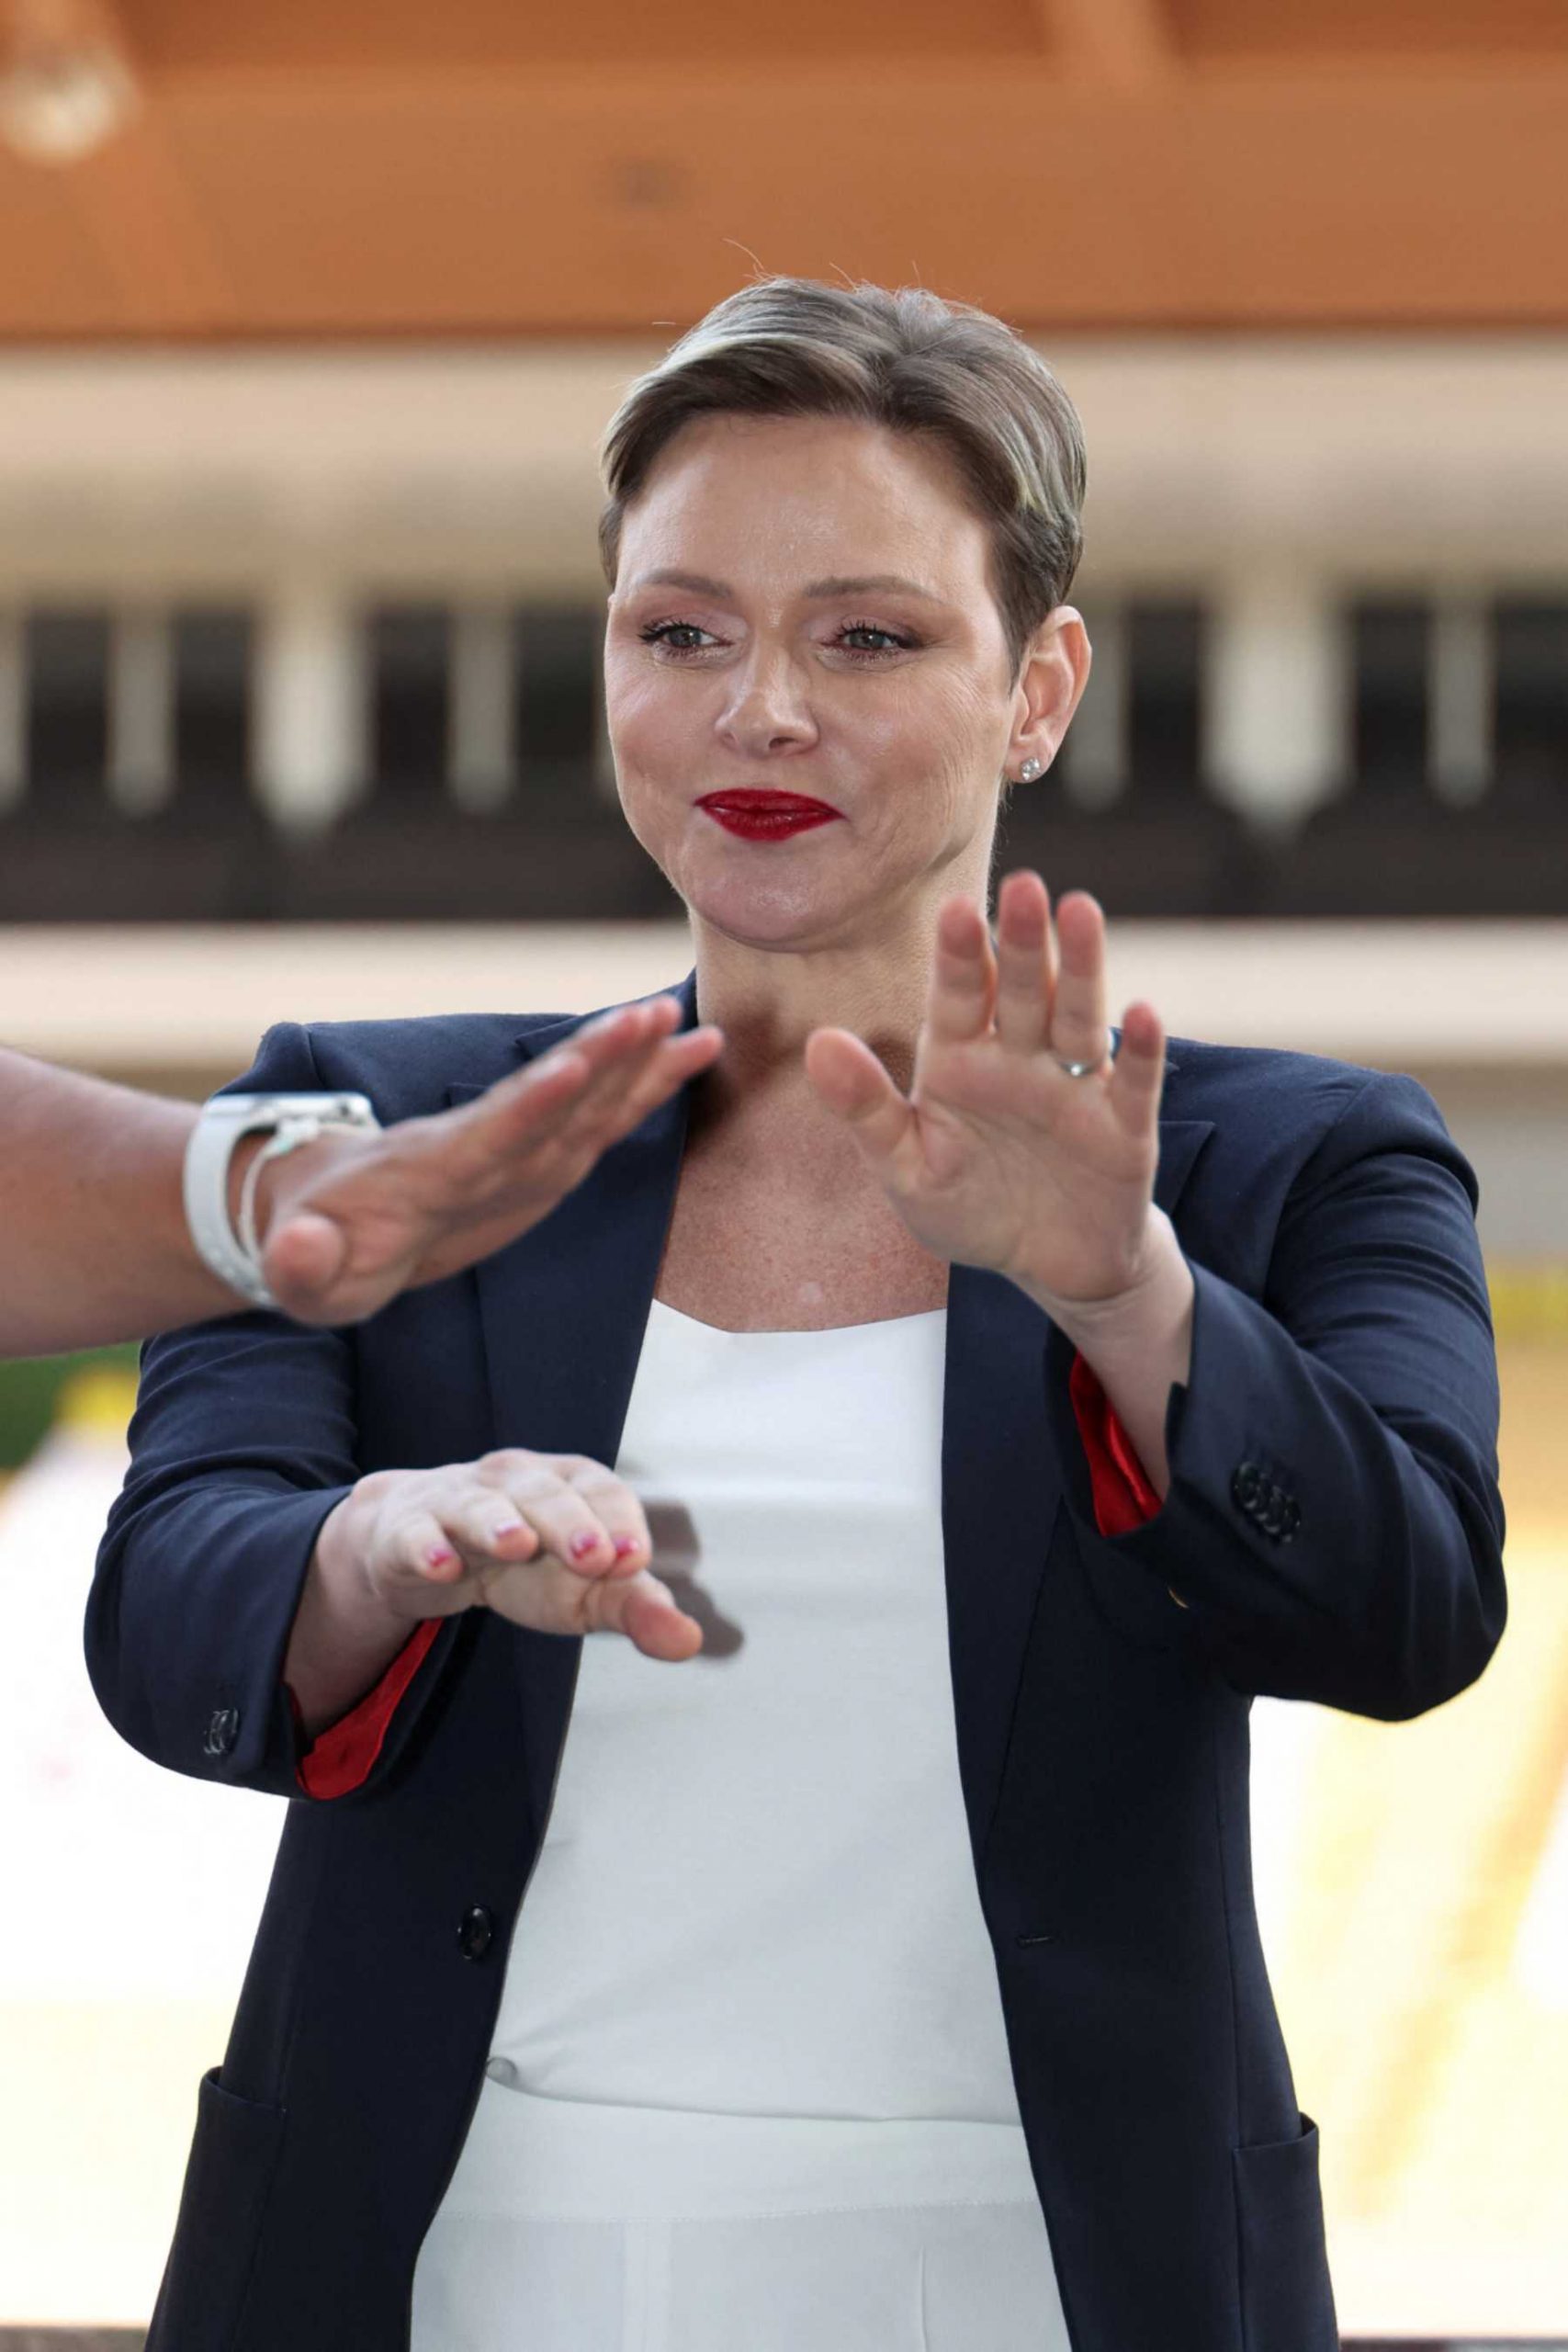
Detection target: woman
<box><xmin>89</xmin><ymin>277</ymin><xmax>1506</xmax><ymax>2352</ymax></box>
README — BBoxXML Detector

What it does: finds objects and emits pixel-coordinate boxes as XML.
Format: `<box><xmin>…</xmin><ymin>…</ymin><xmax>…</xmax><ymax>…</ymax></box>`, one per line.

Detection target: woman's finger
<box><xmin>1047</xmin><ymin>892</ymin><xmax>1111</xmax><ymax>1072</ymax></box>
<box><xmin>477</xmin><ymin>1549</ymin><xmax>702</xmax><ymax>1657</ymax></box>
<box><xmin>394</xmin><ymin>1510</ymin><xmax>473</xmax><ymax>1583</ymax></box>
<box><xmin>487</xmin><ymin>1464</ymin><xmax>626</xmax><ymax>1577</ymax></box>
<box><xmin>361</xmin><ymin>1507</ymin><xmax>487</xmax><ymax>1619</ymax></box>
<box><xmin>927</xmin><ymin>897</ymin><xmax>996</xmax><ymax>1046</ymax></box>
<box><xmin>592</xmin><ymin>1568</ymin><xmax>705</xmax><ymax>1660</ymax></box>
<box><xmin>445</xmin><ymin>1490</ymin><xmax>546</xmax><ymax>1568</ymax></box>
<box><xmin>1106</xmin><ymin>1001</ymin><xmax>1167</xmax><ymax>1134</ymax></box>
<box><xmin>558</xmin><ymin>1461</ymin><xmax>654</xmax><ymax>1574</ymax></box>
<box><xmin>801</xmin><ymin>1028</ymin><xmax>917</xmax><ymax>1173</ymax></box>
<box><xmin>993</xmin><ymin>869</ymin><xmax>1054</xmax><ymax>1056</ymax></box>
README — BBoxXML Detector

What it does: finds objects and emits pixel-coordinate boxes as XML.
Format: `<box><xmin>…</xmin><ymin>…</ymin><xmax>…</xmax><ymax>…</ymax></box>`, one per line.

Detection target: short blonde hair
<box><xmin>598</xmin><ymin>276</ymin><xmax>1087</xmax><ymax>684</ymax></box>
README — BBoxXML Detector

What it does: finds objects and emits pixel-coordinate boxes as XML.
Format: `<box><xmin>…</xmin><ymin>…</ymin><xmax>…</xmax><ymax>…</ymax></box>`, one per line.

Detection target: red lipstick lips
<box><xmin>695</xmin><ymin>790</ymin><xmax>843</xmax><ymax>842</ymax></box>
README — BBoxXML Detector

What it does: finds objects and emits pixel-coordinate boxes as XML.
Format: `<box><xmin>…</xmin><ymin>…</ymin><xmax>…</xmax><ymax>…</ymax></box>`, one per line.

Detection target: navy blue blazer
<box><xmin>88</xmin><ymin>969</ymin><xmax>1506</xmax><ymax>2352</ymax></box>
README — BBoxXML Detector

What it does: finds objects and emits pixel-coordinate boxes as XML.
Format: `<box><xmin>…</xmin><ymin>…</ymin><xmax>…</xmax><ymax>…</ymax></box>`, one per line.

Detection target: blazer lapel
<box><xmin>446</xmin><ymin>970</ymin><xmax>700</xmax><ymax>1815</ymax></box>
<box><xmin>943</xmin><ymin>1104</ymin><xmax>1216</xmax><ymax>1867</ymax></box>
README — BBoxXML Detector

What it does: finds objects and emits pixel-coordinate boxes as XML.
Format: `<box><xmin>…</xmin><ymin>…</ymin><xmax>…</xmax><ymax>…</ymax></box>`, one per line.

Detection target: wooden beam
<box><xmin>1036</xmin><ymin>0</ymin><xmax>1177</xmax><ymax>85</ymax></box>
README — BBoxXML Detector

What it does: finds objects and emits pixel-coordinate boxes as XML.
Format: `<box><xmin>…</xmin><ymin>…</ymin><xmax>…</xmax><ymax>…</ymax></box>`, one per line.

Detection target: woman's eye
<box><xmin>836</xmin><ymin>625</ymin><xmax>915</xmax><ymax>657</ymax></box>
<box><xmin>639</xmin><ymin>621</ymin><xmax>716</xmax><ymax>654</ymax></box>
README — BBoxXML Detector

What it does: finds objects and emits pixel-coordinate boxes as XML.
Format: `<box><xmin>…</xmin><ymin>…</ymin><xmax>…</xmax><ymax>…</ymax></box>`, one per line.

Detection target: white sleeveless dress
<box><xmin>411</xmin><ymin>1298</ymin><xmax>1070</xmax><ymax>2351</ymax></box>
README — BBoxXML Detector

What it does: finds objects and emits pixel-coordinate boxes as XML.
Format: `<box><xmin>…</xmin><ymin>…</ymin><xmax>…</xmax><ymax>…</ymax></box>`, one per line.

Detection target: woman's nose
<box><xmin>716</xmin><ymin>652</ymin><xmax>818</xmax><ymax>759</ymax></box>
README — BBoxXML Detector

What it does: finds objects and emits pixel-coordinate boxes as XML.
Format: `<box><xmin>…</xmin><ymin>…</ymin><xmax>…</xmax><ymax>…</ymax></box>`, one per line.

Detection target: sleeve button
<box><xmin>203</xmin><ymin>1707</ymin><xmax>241</xmax><ymax>1759</ymax></box>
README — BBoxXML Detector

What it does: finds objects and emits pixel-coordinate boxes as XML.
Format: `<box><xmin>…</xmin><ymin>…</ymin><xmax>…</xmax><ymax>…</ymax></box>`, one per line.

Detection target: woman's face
<box><xmin>604</xmin><ymin>412</ymin><xmax>1079</xmax><ymax>954</ymax></box>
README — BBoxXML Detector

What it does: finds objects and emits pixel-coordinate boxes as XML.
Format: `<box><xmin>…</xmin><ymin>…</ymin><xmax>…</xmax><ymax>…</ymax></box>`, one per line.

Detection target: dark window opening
<box><xmin>1494</xmin><ymin>601</ymin><xmax>1568</xmax><ymax>804</ymax></box>
<box><xmin>513</xmin><ymin>605</ymin><xmax>602</xmax><ymax>800</ymax></box>
<box><xmin>174</xmin><ymin>606</ymin><xmax>253</xmax><ymax>808</ymax></box>
<box><xmin>1351</xmin><ymin>600</ymin><xmax>1429</xmax><ymax>798</ymax></box>
<box><xmin>369</xmin><ymin>604</ymin><xmax>451</xmax><ymax>798</ymax></box>
<box><xmin>25</xmin><ymin>608</ymin><xmax>110</xmax><ymax>801</ymax></box>
<box><xmin>1126</xmin><ymin>601</ymin><xmax>1202</xmax><ymax>799</ymax></box>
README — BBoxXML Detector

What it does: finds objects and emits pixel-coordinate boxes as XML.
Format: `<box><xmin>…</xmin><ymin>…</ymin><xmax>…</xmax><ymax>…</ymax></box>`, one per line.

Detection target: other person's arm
<box><xmin>0</xmin><ymin>1001</ymin><xmax>718</xmax><ymax>1355</ymax></box>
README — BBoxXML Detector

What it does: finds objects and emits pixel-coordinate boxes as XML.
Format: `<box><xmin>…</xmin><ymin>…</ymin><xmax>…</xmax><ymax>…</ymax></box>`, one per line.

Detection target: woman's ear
<box><xmin>1009</xmin><ymin>606</ymin><xmax>1091</xmax><ymax>779</ymax></box>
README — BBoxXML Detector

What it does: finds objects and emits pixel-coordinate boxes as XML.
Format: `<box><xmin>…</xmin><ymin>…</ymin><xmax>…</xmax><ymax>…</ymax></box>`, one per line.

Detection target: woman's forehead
<box><xmin>622</xmin><ymin>415</ymin><xmax>989</xmax><ymax>584</ymax></box>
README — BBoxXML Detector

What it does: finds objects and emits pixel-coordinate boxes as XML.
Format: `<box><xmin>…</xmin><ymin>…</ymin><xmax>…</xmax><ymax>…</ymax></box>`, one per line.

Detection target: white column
<box><xmin>253</xmin><ymin>585</ymin><xmax>366</xmax><ymax>831</ymax></box>
<box><xmin>0</xmin><ymin>610</ymin><xmax>23</xmax><ymax>814</ymax></box>
<box><xmin>1061</xmin><ymin>602</ymin><xmax>1129</xmax><ymax>808</ymax></box>
<box><xmin>1203</xmin><ymin>572</ymin><xmax>1348</xmax><ymax>826</ymax></box>
<box><xmin>1429</xmin><ymin>594</ymin><xmax>1492</xmax><ymax>808</ymax></box>
<box><xmin>107</xmin><ymin>607</ymin><xmax>175</xmax><ymax>816</ymax></box>
<box><xmin>448</xmin><ymin>604</ymin><xmax>514</xmax><ymax>814</ymax></box>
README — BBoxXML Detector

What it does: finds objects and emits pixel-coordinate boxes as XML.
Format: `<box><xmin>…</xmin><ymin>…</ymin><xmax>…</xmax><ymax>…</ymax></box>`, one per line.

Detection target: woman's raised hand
<box><xmin>802</xmin><ymin>873</ymin><xmax>1167</xmax><ymax>1312</ymax></box>
<box><xmin>256</xmin><ymin>997</ymin><xmax>724</xmax><ymax>1325</ymax></box>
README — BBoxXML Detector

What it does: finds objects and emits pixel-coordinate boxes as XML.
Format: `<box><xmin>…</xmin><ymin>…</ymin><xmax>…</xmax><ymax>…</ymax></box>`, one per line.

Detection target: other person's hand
<box><xmin>801</xmin><ymin>874</ymin><xmax>1167</xmax><ymax>1315</ymax></box>
<box><xmin>246</xmin><ymin>996</ymin><xmax>722</xmax><ymax>1324</ymax></box>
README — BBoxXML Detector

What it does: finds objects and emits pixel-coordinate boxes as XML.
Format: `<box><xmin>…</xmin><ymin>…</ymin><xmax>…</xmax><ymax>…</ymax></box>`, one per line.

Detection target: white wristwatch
<box><xmin>183</xmin><ymin>1091</ymin><xmax>382</xmax><ymax>1311</ymax></box>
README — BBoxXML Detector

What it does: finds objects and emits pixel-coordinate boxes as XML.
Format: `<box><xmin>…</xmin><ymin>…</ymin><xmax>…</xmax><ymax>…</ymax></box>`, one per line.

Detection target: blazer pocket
<box><xmin>147</xmin><ymin>2066</ymin><xmax>287</xmax><ymax>2352</ymax></box>
<box><xmin>1230</xmin><ymin>2112</ymin><xmax>1338</xmax><ymax>2352</ymax></box>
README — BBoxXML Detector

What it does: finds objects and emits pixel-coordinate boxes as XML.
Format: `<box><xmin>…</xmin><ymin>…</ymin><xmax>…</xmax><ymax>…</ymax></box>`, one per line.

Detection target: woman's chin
<box><xmin>677</xmin><ymin>866</ymin><xmax>850</xmax><ymax>950</ymax></box>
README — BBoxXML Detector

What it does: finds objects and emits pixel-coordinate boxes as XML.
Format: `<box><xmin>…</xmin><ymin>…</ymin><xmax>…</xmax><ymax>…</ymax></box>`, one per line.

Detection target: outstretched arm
<box><xmin>0</xmin><ymin>1001</ymin><xmax>720</xmax><ymax>1356</ymax></box>
<box><xmin>0</xmin><ymin>1049</ymin><xmax>224</xmax><ymax>1355</ymax></box>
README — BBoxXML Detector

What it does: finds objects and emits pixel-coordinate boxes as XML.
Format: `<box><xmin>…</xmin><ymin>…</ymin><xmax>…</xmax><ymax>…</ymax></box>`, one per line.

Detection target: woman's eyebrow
<box><xmin>630</xmin><ymin>568</ymin><xmax>946</xmax><ymax>605</ymax></box>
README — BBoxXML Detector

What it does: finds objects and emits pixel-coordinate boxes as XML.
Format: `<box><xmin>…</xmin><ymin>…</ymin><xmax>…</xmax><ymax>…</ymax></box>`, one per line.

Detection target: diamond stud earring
<box><xmin>1018</xmin><ymin>756</ymin><xmax>1044</xmax><ymax>783</ymax></box>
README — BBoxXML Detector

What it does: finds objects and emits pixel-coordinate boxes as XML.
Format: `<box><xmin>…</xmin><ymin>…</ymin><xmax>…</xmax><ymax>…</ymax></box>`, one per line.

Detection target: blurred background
<box><xmin>1</xmin><ymin>0</ymin><xmax>1565</xmax><ymax>2345</ymax></box>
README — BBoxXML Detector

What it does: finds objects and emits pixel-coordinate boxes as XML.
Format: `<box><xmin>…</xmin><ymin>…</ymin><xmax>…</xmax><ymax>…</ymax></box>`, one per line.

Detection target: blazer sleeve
<box><xmin>1045</xmin><ymin>1069</ymin><xmax>1506</xmax><ymax>1721</ymax></box>
<box><xmin>85</xmin><ymin>1019</ymin><xmax>464</xmax><ymax>1803</ymax></box>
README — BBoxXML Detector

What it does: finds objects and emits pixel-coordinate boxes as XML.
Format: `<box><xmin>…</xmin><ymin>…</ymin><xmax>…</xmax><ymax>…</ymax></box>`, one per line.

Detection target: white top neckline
<box><xmin>649</xmin><ymin>1296</ymin><xmax>948</xmax><ymax>1340</ymax></box>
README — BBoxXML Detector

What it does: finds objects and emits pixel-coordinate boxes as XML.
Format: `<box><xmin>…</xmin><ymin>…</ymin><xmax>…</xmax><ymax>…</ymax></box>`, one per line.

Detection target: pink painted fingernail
<box><xmin>425</xmin><ymin>1544</ymin><xmax>457</xmax><ymax>1568</ymax></box>
<box><xmin>570</xmin><ymin>1529</ymin><xmax>602</xmax><ymax>1560</ymax></box>
<box><xmin>613</xmin><ymin>1536</ymin><xmax>639</xmax><ymax>1558</ymax></box>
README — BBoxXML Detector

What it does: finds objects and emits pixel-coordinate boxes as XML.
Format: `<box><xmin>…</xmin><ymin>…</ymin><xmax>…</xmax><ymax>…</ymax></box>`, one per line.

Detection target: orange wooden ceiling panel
<box><xmin>2</xmin><ymin>59</ymin><xmax>1567</xmax><ymax>337</ymax></box>
<box><xmin>1168</xmin><ymin>0</ymin><xmax>1568</xmax><ymax>60</ymax></box>
<box><xmin>154</xmin><ymin>69</ymin><xmax>1568</xmax><ymax>332</ymax></box>
<box><xmin>0</xmin><ymin>155</ymin><xmax>124</xmax><ymax>325</ymax></box>
<box><xmin>115</xmin><ymin>0</ymin><xmax>1047</xmax><ymax>71</ymax></box>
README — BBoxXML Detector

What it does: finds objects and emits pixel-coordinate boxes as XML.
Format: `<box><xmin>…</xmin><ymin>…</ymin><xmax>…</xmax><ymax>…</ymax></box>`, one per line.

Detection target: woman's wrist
<box><xmin>1042</xmin><ymin>1210</ymin><xmax>1195</xmax><ymax>1381</ymax></box>
<box><xmin>285</xmin><ymin>1491</ymin><xmax>421</xmax><ymax>1740</ymax></box>
<box><xmin>1022</xmin><ymin>1212</ymin><xmax>1195</xmax><ymax>1498</ymax></box>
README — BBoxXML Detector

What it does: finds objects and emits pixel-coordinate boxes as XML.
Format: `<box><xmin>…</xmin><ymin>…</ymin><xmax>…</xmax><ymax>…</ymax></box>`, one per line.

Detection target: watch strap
<box><xmin>183</xmin><ymin>1092</ymin><xmax>381</xmax><ymax>1311</ymax></box>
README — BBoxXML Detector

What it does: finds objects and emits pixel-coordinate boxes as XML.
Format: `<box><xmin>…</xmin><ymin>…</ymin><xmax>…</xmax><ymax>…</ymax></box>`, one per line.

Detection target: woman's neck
<box><xmin>689</xmin><ymin>956</ymin><xmax>923</xmax><ymax>1110</ymax></box>
<box><xmin>685</xmin><ymin>980</ymin><xmax>918</xmax><ymax>1161</ymax></box>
